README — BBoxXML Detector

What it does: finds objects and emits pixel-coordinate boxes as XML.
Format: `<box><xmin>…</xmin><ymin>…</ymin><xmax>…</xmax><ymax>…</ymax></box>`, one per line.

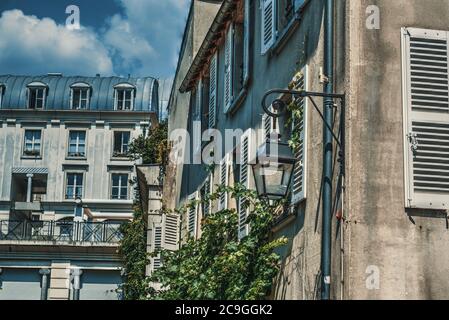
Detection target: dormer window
<box><xmin>27</xmin><ymin>82</ymin><xmax>48</xmax><ymax>109</ymax></box>
<box><xmin>114</xmin><ymin>83</ymin><xmax>135</xmax><ymax>111</ymax></box>
<box><xmin>70</xmin><ymin>82</ymin><xmax>91</xmax><ymax>110</ymax></box>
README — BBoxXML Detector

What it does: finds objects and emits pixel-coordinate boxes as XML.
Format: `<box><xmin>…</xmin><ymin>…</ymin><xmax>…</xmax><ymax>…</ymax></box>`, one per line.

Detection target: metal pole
<box><xmin>321</xmin><ymin>0</ymin><xmax>334</xmax><ymax>300</ymax></box>
<box><xmin>71</xmin><ymin>268</ymin><xmax>83</xmax><ymax>300</ymax></box>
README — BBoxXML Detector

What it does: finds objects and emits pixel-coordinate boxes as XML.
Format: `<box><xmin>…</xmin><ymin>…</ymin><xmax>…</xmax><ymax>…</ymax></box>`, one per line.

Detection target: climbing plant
<box><xmin>118</xmin><ymin>120</ymin><xmax>169</xmax><ymax>300</ymax></box>
<box><xmin>147</xmin><ymin>184</ymin><xmax>288</xmax><ymax>300</ymax></box>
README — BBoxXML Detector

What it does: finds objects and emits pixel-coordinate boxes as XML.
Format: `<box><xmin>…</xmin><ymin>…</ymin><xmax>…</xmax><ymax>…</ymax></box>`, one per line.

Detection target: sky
<box><xmin>0</xmin><ymin>0</ymin><xmax>192</xmax><ymax>116</ymax></box>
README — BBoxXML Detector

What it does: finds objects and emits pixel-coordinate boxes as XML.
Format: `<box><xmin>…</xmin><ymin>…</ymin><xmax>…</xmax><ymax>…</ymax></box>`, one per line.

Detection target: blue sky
<box><xmin>0</xmin><ymin>0</ymin><xmax>192</xmax><ymax>106</ymax></box>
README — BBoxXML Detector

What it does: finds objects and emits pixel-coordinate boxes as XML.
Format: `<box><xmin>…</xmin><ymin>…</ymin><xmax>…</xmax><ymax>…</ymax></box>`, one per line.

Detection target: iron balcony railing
<box><xmin>0</xmin><ymin>220</ymin><xmax>123</xmax><ymax>244</ymax></box>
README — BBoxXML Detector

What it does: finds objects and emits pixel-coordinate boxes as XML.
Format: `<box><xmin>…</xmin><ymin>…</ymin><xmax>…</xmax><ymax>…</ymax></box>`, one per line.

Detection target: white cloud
<box><xmin>0</xmin><ymin>9</ymin><xmax>113</xmax><ymax>76</ymax></box>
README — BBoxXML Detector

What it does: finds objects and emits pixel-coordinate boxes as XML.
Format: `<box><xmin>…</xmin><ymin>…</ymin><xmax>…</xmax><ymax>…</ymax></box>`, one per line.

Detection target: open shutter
<box><xmin>187</xmin><ymin>192</ymin><xmax>198</xmax><ymax>238</ymax></box>
<box><xmin>224</xmin><ymin>24</ymin><xmax>234</xmax><ymax>112</ymax></box>
<box><xmin>218</xmin><ymin>154</ymin><xmax>230</xmax><ymax>210</ymax></box>
<box><xmin>243</xmin><ymin>0</ymin><xmax>250</xmax><ymax>83</ymax></box>
<box><xmin>262</xmin><ymin>113</ymin><xmax>275</xmax><ymax>140</ymax></box>
<box><xmin>202</xmin><ymin>174</ymin><xmax>213</xmax><ymax>216</ymax></box>
<box><xmin>291</xmin><ymin>69</ymin><xmax>307</xmax><ymax>205</ymax></box>
<box><xmin>152</xmin><ymin>225</ymin><xmax>163</xmax><ymax>270</ymax></box>
<box><xmin>402</xmin><ymin>28</ymin><xmax>449</xmax><ymax>209</ymax></box>
<box><xmin>163</xmin><ymin>214</ymin><xmax>179</xmax><ymax>251</ymax></box>
<box><xmin>261</xmin><ymin>0</ymin><xmax>276</xmax><ymax>55</ymax></box>
<box><xmin>209</xmin><ymin>53</ymin><xmax>218</xmax><ymax>128</ymax></box>
<box><xmin>195</xmin><ymin>80</ymin><xmax>202</xmax><ymax>153</ymax></box>
<box><xmin>238</xmin><ymin>132</ymin><xmax>251</xmax><ymax>239</ymax></box>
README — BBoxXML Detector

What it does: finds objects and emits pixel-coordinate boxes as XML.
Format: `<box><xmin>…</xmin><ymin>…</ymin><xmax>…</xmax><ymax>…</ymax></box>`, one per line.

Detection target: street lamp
<box><xmin>252</xmin><ymin>132</ymin><xmax>296</xmax><ymax>201</ymax></box>
<box><xmin>251</xmin><ymin>94</ymin><xmax>301</xmax><ymax>201</ymax></box>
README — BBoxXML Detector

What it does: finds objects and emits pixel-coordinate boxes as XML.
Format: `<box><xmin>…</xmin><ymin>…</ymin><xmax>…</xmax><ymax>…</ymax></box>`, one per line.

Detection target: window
<box><xmin>402</xmin><ymin>27</ymin><xmax>449</xmax><ymax>210</ymax></box>
<box><xmin>68</xmin><ymin>131</ymin><xmax>86</xmax><ymax>157</ymax></box>
<box><xmin>113</xmin><ymin>131</ymin><xmax>131</xmax><ymax>157</ymax></box>
<box><xmin>261</xmin><ymin>0</ymin><xmax>308</xmax><ymax>54</ymax></box>
<box><xmin>27</xmin><ymin>82</ymin><xmax>47</xmax><ymax>109</ymax></box>
<box><xmin>223</xmin><ymin>0</ymin><xmax>250</xmax><ymax>113</ymax></box>
<box><xmin>66</xmin><ymin>173</ymin><xmax>83</xmax><ymax>199</ymax></box>
<box><xmin>70</xmin><ymin>83</ymin><xmax>90</xmax><ymax>109</ymax></box>
<box><xmin>114</xmin><ymin>83</ymin><xmax>135</xmax><ymax>110</ymax></box>
<box><xmin>23</xmin><ymin>130</ymin><xmax>42</xmax><ymax>157</ymax></box>
<box><xmin>111</xmin><ymin>173</ymin><xmax>129</xmax><ymax>200</ymax></box>
<box><xmin>0</xmin><ymin>84</ymin><xmax>4</xmax><ymax>108</ymax></box>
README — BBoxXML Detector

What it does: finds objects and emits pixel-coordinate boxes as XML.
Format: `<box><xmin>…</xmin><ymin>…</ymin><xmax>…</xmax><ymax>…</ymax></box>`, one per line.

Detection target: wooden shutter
<box><xmin>163</xmin><ymin>214</ymin><xmax>179</xmax><ymax>251</ymax></box>
<box><xmin>238</xmin><ymin>132</ymin><xmax>251</xmax><ymax>239</ymax></box>
<box><xmin>224</xmin><ymin>24</ymin><xmax>234</xmax><ymax>112</ymax></box>
<box><xmin>402</xmin><ymin>27</ymin><xmax>449</xmax><ymax>209</ymax></box>
<box><xmin>261</xmin><ymin>0</ymin><xmax>276</xmax><ymax>55</ymax></box>
<box><xmin>202</xmin><ymin>174</ymin><xmax>212</xmax><ymax>216</ymax></box>
<box><xmin>291</xmin><ymin>69</ymin><xmax>307</xmax><ymax>205</ymax></box>
<box><xmin>218</xmin><ymin>154</ymin><xmax>230</xmax><ymax>210</ymax></box>
<box><xmin>243</xmin><ymin>0</ymin><xmax>250</xmax><ymax>83</ymax></box>
<box><xmin>195</xmin><ymin>80</ymin><xmax>202</xmax><ymax>153</ymax></box>
<box><xmin>209</xmin><ymin>53</ymin><xmax>218</xmax><ymax>128</ymax></box>
<box><xmin>152</xmin><ymin>225</ymin><xmax>162</xmax><ymax>270</ymax></box>
<box><xmin>262</xmin><ymin>113</ymin><xmax>275</xmax><ymax>140</ymax></box>
<box><xmin>187</xmin><ymin>192</ymin><xmax>198</xmax><ymax>238</ymax></box>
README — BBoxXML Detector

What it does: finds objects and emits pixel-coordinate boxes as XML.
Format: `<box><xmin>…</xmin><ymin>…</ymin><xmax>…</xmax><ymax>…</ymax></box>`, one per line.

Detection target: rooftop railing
<box><xmin>0</xmin><ymin>220</ymin><xmax>123</xmax><ymax>244</ymax></box>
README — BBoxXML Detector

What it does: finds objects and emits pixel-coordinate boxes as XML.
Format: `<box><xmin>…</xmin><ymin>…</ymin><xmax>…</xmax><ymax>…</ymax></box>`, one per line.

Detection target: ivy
<box><xmin>147</xmin><ymin>184</ymin><xmax>288</xmax><ymax>300</ymax></box>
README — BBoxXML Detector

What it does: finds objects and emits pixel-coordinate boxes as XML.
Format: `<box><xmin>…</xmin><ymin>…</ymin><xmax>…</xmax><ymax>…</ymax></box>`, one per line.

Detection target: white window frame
<box><xmin>70</xmin><ymin>83</ymin><xmax>91</xmax><ymax>110</ymax></box>
<box><xmin>114</xmin><ymin>83</ymin><xmax>135</xmax><ymax>111</ymax></box>
<box><xmin>27</xmin><ymin>82</ymin><xmax>48</xmax><ymax>109</ymax></box>
<box><xmin>110</xmin><ymin>172</ymin><xmax>129</xmax><ymax>200</ymax></box>
<box><xmin>68</xmin><ymin>130</ymin><xmax>87</xmax><ymax>158</ymax></box>
<box><xmin>65</xmin><ymin>172</ymin><xmax>84</xmax><ymax>199</ymax></box>
<box><xmin>112</xmin><ymin>131</ymin><xmax>131</xmax><ymax>157</ymax></box>
<box><xmin>23</xmin><ymin>129</ymin><xmax>42</xmax><ymax>157</ymax></box>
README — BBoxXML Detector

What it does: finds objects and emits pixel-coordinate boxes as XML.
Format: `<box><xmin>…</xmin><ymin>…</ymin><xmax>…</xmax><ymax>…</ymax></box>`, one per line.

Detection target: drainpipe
<box><xmin>321</xmin><ymin>0</ymin><xmax>334</xmax><ymax>300</ymax></box>
<box><xmin>71</xmin><ymin>268</ymin><xmax>83</xmax><ymax>300</ymax></box>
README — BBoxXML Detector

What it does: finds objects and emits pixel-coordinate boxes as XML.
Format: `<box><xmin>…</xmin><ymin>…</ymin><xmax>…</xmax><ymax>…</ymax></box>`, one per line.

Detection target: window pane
<box><xmin>29</xmin><ymin>90</ymin><xmax>37</xmax><ymax>109</ymax></box>
<box><xmin>120</xmin><ymin>174</ymin><xmax>128</xmax><ymax>185</ymax></box>
<box><xmin>69</xmin><ymin>144</ymin><xmax>77</xmax><ymax>154</ymax></box>
<box><xmin>120</xmin><ymin>187</ymin><xmax>128</xmax><ymax>199</ymax></box>
<box><xmin>111</xmin><ymin>187</ymin><xmax>119</xmax><ymax>199</ymax></box>
<box><xmin>73</xmin><ymin>90</ymin><xmax>80</xmax><ymax>109</ymax></box>
<box><xmin>66</xmin><ymin>186</ymin><xmax>74</xmax><ymax>198</ymax></box>
<box><xmin>36</xmin><ymin>89</ymin><xmax>44</xmax><ymax>99</ymax></box>
<box><xmin>67</xmin><ymin>174</ymin><xmax>75</xmax><ymax>186</ymax></box>
<box><xmin>125</xmin><ymin>90</ymin><xmax>132</xmax><ymax>100</ymax></box>
<box><xmin>113</xmin><ymin>132</ymin><xmax>121</xmax><ymax>153</ymax></box>
<box><xmin>76</xmin><ymin>174</ymin><xmax>83</xmax><ymax>186</ymax></box>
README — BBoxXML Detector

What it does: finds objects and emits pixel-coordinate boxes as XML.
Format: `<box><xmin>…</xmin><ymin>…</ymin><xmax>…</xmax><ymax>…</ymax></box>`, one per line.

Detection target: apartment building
<box><xmin>166</xmin><ymin>0</ymin><xmax>449</xmax><ymax>299</ymax></box>
<box><xmin>0</xmin><ymin>74</ymin><xmax>159</xmax><ymax>300</ymax></box>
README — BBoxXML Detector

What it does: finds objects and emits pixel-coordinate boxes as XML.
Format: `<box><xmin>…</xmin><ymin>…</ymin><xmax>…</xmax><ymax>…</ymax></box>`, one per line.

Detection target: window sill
<box><xmin>110</xmin><ymin>157</ymin><xmax>132</xmax><ymax>161</ymax></box>
<box><xmin>270</xmin><ymin>17</ymin><xmax>300</xmax><ymax>56</ymax></box>
<box><xmin>21</xmin><ymin>155</ymin><xmax>42</xmax><ymax>160</ymax></box>
<box><xmin>66</xmin><ymin>156</ymin><xmax>87</xmax><ymax>161</ymax></box>
<box><xmin>225</xmin><ymin>88</ymin><xmax>248</xmax><ymax>115</ymax></box>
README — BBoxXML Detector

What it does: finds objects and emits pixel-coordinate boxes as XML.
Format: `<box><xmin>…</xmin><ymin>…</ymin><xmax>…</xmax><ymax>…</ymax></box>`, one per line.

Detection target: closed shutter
<box><xmin>243</xmin><ymin>0</ymin><xmax>250</xmax><ymax>83</ymax></box>
<box><xmin>163</xmin><ymin>214</ymin><xmax>179</xmax><ymax>251</ymax></box>
<box><xmin>262</xmin><ymin>113</ymin><xmax>275</xmax><ymax>140</ymax></box>
<box><xmin>218</xmin><ymin>154</ymin><xmax>230</xmax><ymax>210</ymax></box>
<box><xmin>195</xmin><ymin>80</ymin><xmax>202</xmax><ymax>153</ymax></box>
<box><xmin>402</xmin><ymin>27</ymin><xmax>449</xmax><ymax>209</ymax></box>
<box><xmin>261</xmin><ymin>0</ymin><xmax>276</xmax><ymax>55</ymax></box>
<box><xmin>209</xmin><ymin>53</ymin><xmax>218</xmax><ymax>128</ymax></box>
<box><xmin>187</xmin><ymin>192</ymin><xmax>198</xmax><ymax>238</ymax></box>
<box><xmin>291</xmin><ymin>69</ymin><xmax>307</xmax><ymax>204</ymax></box>
<box><xmin>238</xmin><ymin>132</ymin><xmax>251</xmax><ymax>239</ymax></box>
<box><xmin>224</xmin><ymin>24</ymin><xmax>234</xmax><ymax>112</ymax></box>
<box><xmin>153</xmin><ymin>225</ymin><xmax>162</xmax><ymax>270</ymax></box>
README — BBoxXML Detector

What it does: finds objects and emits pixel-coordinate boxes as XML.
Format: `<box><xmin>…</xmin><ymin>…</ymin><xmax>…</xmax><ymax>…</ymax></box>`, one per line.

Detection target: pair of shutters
<box><xmin>402</xmin><ymin>28</ymin><xmax>449</xmax><ymax>210</ymax></box>
<box><xmin>151</xmin><ymin>214</ymin><xmax>180</xmax><ymax>270</ymax></box>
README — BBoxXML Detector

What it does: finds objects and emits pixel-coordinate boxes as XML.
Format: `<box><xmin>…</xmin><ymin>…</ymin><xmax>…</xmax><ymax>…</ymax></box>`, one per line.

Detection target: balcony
<box><xmin>0</xmin><ymin>220</ymin><xmax>123</xmax><ymax>245</ymax></box>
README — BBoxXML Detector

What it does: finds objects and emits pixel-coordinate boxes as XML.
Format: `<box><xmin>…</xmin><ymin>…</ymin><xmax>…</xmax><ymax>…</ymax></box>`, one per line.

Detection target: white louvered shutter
<box><xmin>291</xmin><ymin>70</ymin><xmax>307</xmax><ymax>205</ymax></box>
<box><xmin>261</xmin><ymin>0</ymin><xmax>276</xmax><ymax>55</ymax></box>
<box><xmin>202</xmin><ymin>175</ymin><xmax>212</xmax><ymax>216</ymax></box>
<box><xmin>243</xmin><ymin>0</ymin><xmax>250</xmax><ymax>83</ymax></box>
<box><xmin>209</xmin><ymin>53</ymin><xmax>218</xmax><ymax>128</ymax></box>
<box><xmin>187</xmin><ymin>192</ymin><xmax>198</xmax><ymax>238</ymax></box>
<box><xmin>152</xmin><ymin>225</ymin><xmax>162</xmax><ymax>270</ymax></box>
<box><xmin>402</xmin><ymin>28</ymin><xmax>449</xmax><ymax>209</ymax></box>
<box><xmin>224</xmin><ymin>24</ymin><xmax>234</xmax><ymax>112</ymax></box>
<box><xmin>262</xmin><ymin>113</ymin><xmax>275</xmax><ymax>140</ymax></box>
<box><xmin>218</xmin><ymin>154</ymin><xmax>230</xmax><ymax>210</ymax></box>
<box><xmin>163</xmin><ymin>214</ymin><xmax>179</xmax><ymax>251</ymax></box>
<box><xmin>195</xmin><ymin>80</ymin><xmax>202</xmax><ymax>153</ymax></box>
<box><xmin>238</xmin><ymin>132</ymin><xmax>251</xmax><ymax>239</ymax></box>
